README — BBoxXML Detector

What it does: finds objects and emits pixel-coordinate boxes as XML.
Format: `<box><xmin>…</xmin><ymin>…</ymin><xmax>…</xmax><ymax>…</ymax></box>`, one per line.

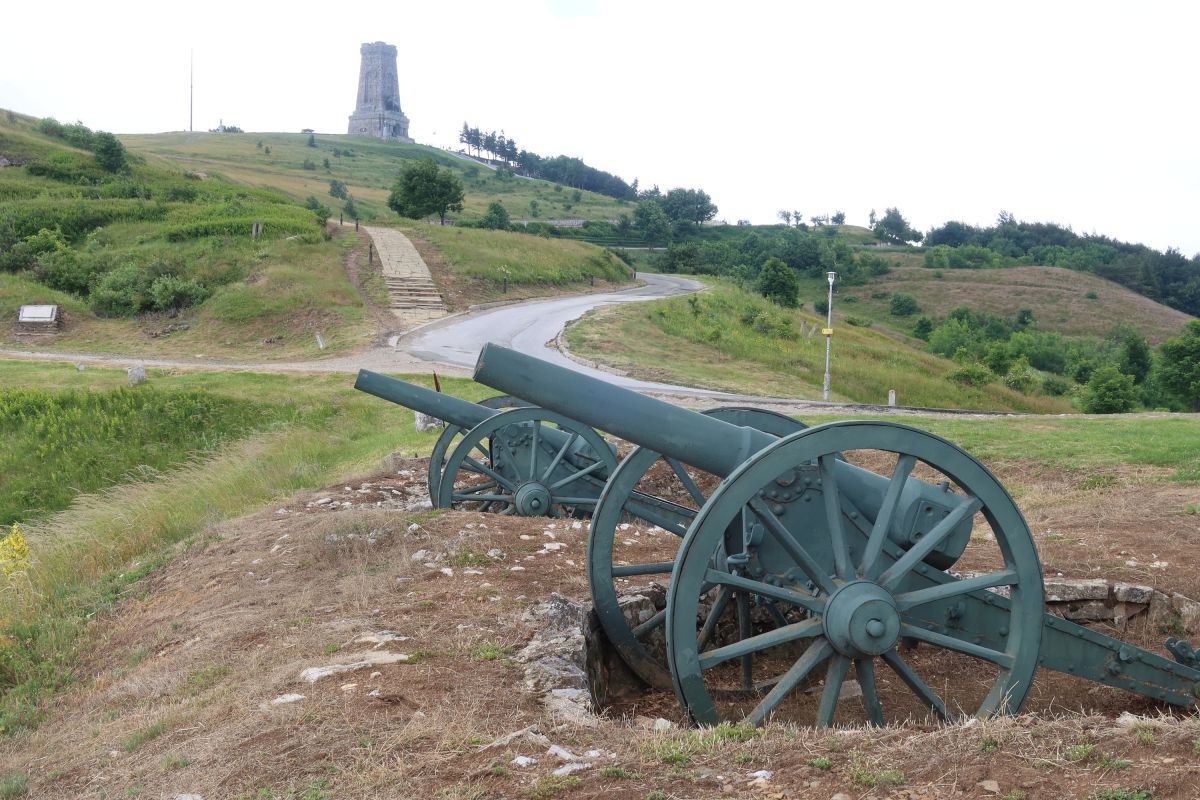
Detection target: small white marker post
<box><xmin>822</xmin><ymin>271</ymin><xmax>836</xmax><ymax>402</ymax></box>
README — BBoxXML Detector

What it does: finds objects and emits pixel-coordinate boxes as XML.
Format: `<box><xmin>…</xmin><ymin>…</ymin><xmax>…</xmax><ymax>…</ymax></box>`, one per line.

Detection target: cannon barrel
<box><xmin>475</xmin><ymin>345</ymin><xmax>772</xmax><ymax>478</ymax></box>
<box><xmin>354</xmin><ymin>369</ymin><xmax>495</xmax><ymax>430</ymax></box>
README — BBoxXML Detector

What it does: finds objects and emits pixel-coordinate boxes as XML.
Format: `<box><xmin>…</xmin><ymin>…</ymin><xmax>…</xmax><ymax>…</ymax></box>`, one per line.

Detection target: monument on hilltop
<box><xmin>347</xmin><ymin>42</ymin><xmax>413</xmax><ymax>142</ymax></box>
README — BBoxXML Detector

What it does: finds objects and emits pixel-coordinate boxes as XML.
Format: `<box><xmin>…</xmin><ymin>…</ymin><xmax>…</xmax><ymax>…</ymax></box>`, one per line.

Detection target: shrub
<box><xmin>757</xmin><ymin>257</ymin><xmax>799</xmax><ymax>308</ymax></box>
<box><xmin>89</xmin><ymin>263</ymin><xmax>156</xmax><ymax>317</ymax></box>
<box><xmin>814</xmin><ymin>298</ymin><xmax>828</xmax><ymax>314</ymax></box>
<box><xmin>149</xmin><ymin>275</ymin><xmax>209</xmax><ymax>311</ymax></box>
<box><xmin>1082</xmin><ymin>366</ymin><xmax>1137</xmax><ymax>413</ymax></box>
<box><xmin>479</xmin><ymin>201</ymin><xmax>511</xmax><ymax>230</ymax></box>
<box><xmin>913</xmin><ymin>316</ymin><xmax>933</xmax><ymax>340</ymax></box>
<box><xmin>946</xmin><ymin>362</ymin><xmax>994</xmax><ymax>386</ymax></box>
<box><xmin>1042</xmin><ymin>375</ymin><xmax>1071</xmax><ymax>396</ymax></box>
<box><xmin>328</xmin><ymin>179</ymin><xmax>348</xmax><ymax>199</ymax></box>
<box><xmin>1003</xmin><ymin>355</ymin><xmax>1036</xmax><ymax>393</ymax></box>
<box><xmin>889</xmin><ymin>292</ymin><xmax>920</xmax><ymax>316</ymax></box>
<box><xmin>92</xmin><ymin>132</ymin><xmax>127</xmax><ymax>172</ymax></box>
<box><xmin>1</xmin><ymin>228</ymin><xmax>69</xmax><ymax>272</ymax></box>
<box><xmin>304</xmin><ymin>196</ymin><xmax>331</xmax><ymax>226</ymax></box>
<box><xmin>301</xmin><ymin>158</ymin><xmax>316</xmax><ymax>171</ymax></box>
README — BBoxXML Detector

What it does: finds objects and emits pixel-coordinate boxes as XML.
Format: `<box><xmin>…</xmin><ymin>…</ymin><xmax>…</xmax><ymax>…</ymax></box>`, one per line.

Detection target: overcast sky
<box><xmin>2</xmin><ymin>1</ymin><xmax>1197</xmax><ymax>255</ymax></box>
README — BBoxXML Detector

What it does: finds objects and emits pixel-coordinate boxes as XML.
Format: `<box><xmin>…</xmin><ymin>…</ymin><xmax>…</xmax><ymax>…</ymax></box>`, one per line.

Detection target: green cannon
<box><xmin>355</xmin><ymin>370</ymin><xmax>810</xmax><ymax>522</ymax></box>
<box><xmin>473</xmin><ymin>343</ymin><xmax>1200</xmax><ymax>727</ymax></box>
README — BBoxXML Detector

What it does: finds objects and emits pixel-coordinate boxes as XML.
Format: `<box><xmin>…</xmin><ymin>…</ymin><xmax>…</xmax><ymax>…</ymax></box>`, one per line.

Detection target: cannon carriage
<box><xmin>356</xmin><ymin>348</ymin><xmax>1200</xmax><ymax>727</ymax></box>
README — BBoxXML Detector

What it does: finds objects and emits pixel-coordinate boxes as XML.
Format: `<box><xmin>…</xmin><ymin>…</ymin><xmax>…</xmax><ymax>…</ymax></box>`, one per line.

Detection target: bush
<box><xmin>149</xmin><ymin>275</ymin><xmax>209</xmax><ymax>311</ymax></box>
<box><xmin>1</xmin><ymin>228</ymin><xmax>69</xmax><ymax>272</ymax></box>
<box><xmin>913</xmin><ymin>316</ymin><xmax>933</xmax><ymax>340</ymax></box>
<box><xmin>757</xmin><ymin>257</ymin><xmax>799</xmax><ymax>308</ymax></box>
<box><xmin>304</xmin><ymin>196</ymin><xmax>331</xmax><ymax>226</ymax></box>
<box><xmin>814</xmin><ymin>298</ymin><xmax>828</xmax><ymax>314</ymax></box>
<box><xmin>89</xmin><ymin>263</ymin><xmax>156</xmax><ymax>317</ymax></box>
<box><xmin>301</xmin><ymin>158</ymin><xmax>316</xmax><ymax>171</ymax></box>
<box><xmin>889</xmin><ymin>293</ymin><xmax>920</xmax><ymax>316</ymax></box>
<box><xmin>946</xmin><ymin>362</ymin><xmax>995</xmax><ymax>386</ymax></box>
<box><xmin>1003</xmin><ymin>355</ymin><xmax>1036</xmax><ymax>393</ymax></box>
<box><xmin>479</xmin><ymin>201</ymin><xmax>511</xmax><ymax>230</ymax></box>
<box><xmin>1082</xmin><ymin>366</ymin><xmax>1137</xmax><ymax>413</ymax></box>
<box><xmin>328</xmin><ymin>179</ymin><xmax>348</xmax><ymax>200</ymax></box>
<box><xmin>1042</xmin><ymin>375</ymin><xmax>1071</xmax><ymax>396</ymax></box>
<box><xmin>92</xmin><ymin>132</ymin><xmax>127</xmax><ymax>172</ymax></box>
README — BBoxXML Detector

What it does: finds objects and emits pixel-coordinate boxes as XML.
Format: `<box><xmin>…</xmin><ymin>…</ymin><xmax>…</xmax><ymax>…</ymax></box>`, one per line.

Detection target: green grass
<box><xmin>567</xmin><ymin>281</ymin><xmax>1072</xmax><ymax>412</ymax></box>
<box><xmin>121</xmin><ymin>130</ymin><xmax>631</xmax><ymax>225</ymax></box>
<box><xmin>405</xmin><ymin>223</ymin><xmax>630</xmax><ymax>296</ymax></box>
<box><xmin>0</xmin><ymin>361</ymin><xmax>494</xmax><ymax>735</ymax></box>
<box><xmin>0</xmin><ymin>772</ymin><xmax>28</xmax><ymax>799</ymax></box>
<box><xmin>0</xmin><ymin>385</ymin><xmax>294</xmax><ymax>524</ymax></box>
<box><xmin>644</xmin><ymin>722</ymin><xmax>761</xmax><ymax>766</ymax></box>
<box><xmin>121</xmin><ymin>721</ymin><xmax>166</xmax><ymax>752</ymax></box>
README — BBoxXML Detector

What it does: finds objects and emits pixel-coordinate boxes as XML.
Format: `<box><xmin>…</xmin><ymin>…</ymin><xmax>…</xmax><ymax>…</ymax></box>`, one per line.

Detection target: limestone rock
<box><xmin>1172</xmin><ymin>594</ymin><xmax>1200</xmax><ymax>634</ymax></box>
<box><xmin>414</xmin><ymin>411</ymin><xmax>441</xmax><ymax>433</ymax></box>
<box><xmin>1112</xmin><ymin>582</ymin><xmax>1155</xmax><ymax>604</ymax></box>
<box><xmin>1064</xmin><ymin>600</ymin><xmax>1113</xmax><ymax>622</ymax></box>
<box><xmin>1044</xmin><ymin>578</ymin><xmax>1108</xmax><ymax>602</ymax></box>
<box><xmin>127</xmin><ymin>365</ymin><xmax>146</xmax><ymax>386</ymax></box>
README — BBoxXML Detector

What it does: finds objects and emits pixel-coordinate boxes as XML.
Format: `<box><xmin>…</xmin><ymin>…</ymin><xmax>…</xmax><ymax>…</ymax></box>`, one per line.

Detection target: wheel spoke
<box><xmin>463</xmin><ymin>456</ymin><xmax>517</xmax><ymax>492</ymax></box>
<box><xmin>878</xmin><ymin>495</ymin><xmax>983</xmax><ymax>590</ymax></box>
<box><xmin>454</xmin><ymin>480</ymin><xmax>499</xmax><ymax>495</ymax></box>
<box><xmin>899</xmin><ymin>623</ymin><xmax>1014</xmax><ymax>668</ymax></box>
<box><xmin>881</xmin><ymin>649</ymin><xmax>950</xmax><ymax>722</ymax></box>
<box><xmin>548</xmin><ymin>458</ymin><xmax>606</xmax><ymax>490</ymax></box>
<box><xmin>894</xmin><ymin>569</ymin><xmax>1018</xmax><ymax>612</ymax></box>
<box><xmin>612</xmin><ymin>561</ymin><xmax>674</xmax><ymax>577</ymax></box>
<box><xmin>623</xmin><ymin>493</ymin><xmax>692</xmax><ymax>537</ymax></box>
<box><xmin>736</xmin><ymin>592</ymin><xmax>754</xmax><ymax>690</ymax></box>
<box><xmin>747</xmin><ymin>638</ymin><xmax>833</xmax><ymax>726</ymax></box>
<box><xmin>698</xmin><ymin>618</ymin><xmax>822</xmax><ymax>670</ymax></box>
<box><xmin>817</xmin><ymin>655</ymin><xmax>851</xmax><ymax>727</ymax></box>
<box><xmin>530</xmin><ymin>421</ymin><xmax>540</xmax><ymax>477</ymax></box>
<box><xmin>819</xmin><ymin>455</ymin><xmax>854</xmax><ymax>582</ymax></box>
<box><xmin>703</xmin><ymin>568</ymin><xmax>824</xmax><ymax>615</ymax></box>
<box><xmin>452</xmin><ymin>493</ymin><xmax>510</xmax><ymax>503</ymax></box>
<box><xmin>540</xmin><ymin>431</ymin><xmax>578</xmax><ymax>482</ymax></box>
<box><xmin>856</xmin><ymin>658</ymin><xmax>885</xmax><ymax>726</ymax></box>
<box><xmin>859</xmin><ymin>454</ymin><xmax>916</xmax><ymax>579</ymax></box>
<box><xmin>632</xmin><ymin>608</ymin><xmax>666</xmax><ymax>638</ymax></box>
<box><xmin>667</xmin><ymin>457</ymin><xmax>706</xmax><ymax>507</ymax></box>
<box><xmin>748</xmin><ymin>500</ymin><xmax>837</xmax><ymax>596</ymax></box>
<box><xmin>698</xmin><ymin>587</ymin><xmax>733</xmax><ymax>650</ymax></box>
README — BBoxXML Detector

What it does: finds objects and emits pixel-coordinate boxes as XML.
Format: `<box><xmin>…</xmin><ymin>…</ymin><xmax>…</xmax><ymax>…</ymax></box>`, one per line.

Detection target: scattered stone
<box><xmin>978</xmin><ymin>779</ymin><xmax>1001</xmax><ymax>793</ymax></box>
<box><xmin>511</xmin><ymin>755</ymin><xmax>537</xmax><ymax>767</ymax></box>
<box><xmin>354</xmin><ymin>632</ymin><xmax>410</xmax><ymax>648</ymax></box>
<box><xmin>414</xmin><ymin>411</ymin><xmax>441</xmax><ymax>432</ymax></box>
<box><xmin>552</xmin><ymin>762</ymin><xmax>591</xmax><ymax>777</ymax></box>
<box><xmin>487</xmin><ymin>548</ymin><xmax>505</xmax><ymax>559</ymax></box>
<box><xmin>1043</xmin><ymin>578</ymin><xmax>1108</xmax><ymax>602</ymax></box>
<box><xmin>748</xmin><ymin>770</ymin><xmax>774</xmax><ymax>780</ymax></box>
<box><xmin>653</xmin><ymin>717</ymin><xmax>674</xmax><ymax>732</ymax></box>
<box><xmin>831</xmin><ymin>794</ymin><xmax>852</xmax><ymax>800</ymax></box>
<box><xmin>1173</xmin><ymin>594</ymin><xmax>1200</xmax><ymax>633</ymax></box>
<box><xmin>127</xmin><ymin>365</ymin><xmax>146</xmax><ymax>386</ymax></box>
<box><xmin>547</xmin><ymin>745</ymin><xmax>581</xmax><ymax>762</ymax></box>
<box><xmin>367</xmin><ymin>689</ymin><xmax>381</xmax><ymax>697</ymax></box>
<box><xmin>315</xmin><ymin>497</ymin><xmax>332</xmax><ymax>506</ymax></box>
<box><xmin>1113</xmin><ymin>582</ymin><xmax>1155</xmax><ymax>604</ymax></box>
<box><xmin>439</xmin><ymin>567</ymin><xmax>454</xmax><ymax>577</ymax></box>
<box><xmin>340</xmin><ymin>683</ymin><xmax>357</xmax><ymax>692</ymax></box>
<box><xmin>269</xmin><ymin>693</ymin><xmax>305</xmax><ymax>705</ymax></box>
<box><xmin>410</xmin><ymin>549</ymin><xmax>432</xmax><ymax>562</ymax></box>
<box><xmin>838</xmin><ymin>679</ymin><xmax>863</xmax><ymax>700</ymax></box>
<box><xmin>175</xmin><ymin>795</ymin><xmax>204</xmax><ymax>800</ymax></box>
<box><xmin>483</xmin><ymin>725</ymin><xmax>549</xmax><ymax>750</ymax></box>
<box><xmin>510</xmin><ymin>566</ymin><xmax>526</xmax><ymax>572</ymax></box>
<box><xmin>299</xmin><ymin>651</ymin><xmax>410</xmax><ymax>683</ymax></box>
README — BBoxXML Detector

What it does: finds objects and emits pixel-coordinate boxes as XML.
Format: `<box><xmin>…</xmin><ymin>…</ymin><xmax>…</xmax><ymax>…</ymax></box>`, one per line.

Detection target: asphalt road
<box><xmin>402</xmin><ymin>272</ymin><xmax>732</xmax><ymax>393</ymax></box>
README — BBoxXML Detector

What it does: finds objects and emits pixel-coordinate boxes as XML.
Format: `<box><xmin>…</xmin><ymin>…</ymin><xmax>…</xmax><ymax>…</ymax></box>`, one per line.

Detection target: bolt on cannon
<box><xmin>471</xmin><ymin>343</ymin><xmax>1200</xmax><ymax>727</ymax></box>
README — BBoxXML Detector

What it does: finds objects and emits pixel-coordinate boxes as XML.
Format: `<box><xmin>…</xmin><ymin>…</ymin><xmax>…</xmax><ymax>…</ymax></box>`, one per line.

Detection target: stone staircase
<box><xmin>360</xmin><ymin>225</ymin><xmax>449</xmax><ymax>330</ymax></box>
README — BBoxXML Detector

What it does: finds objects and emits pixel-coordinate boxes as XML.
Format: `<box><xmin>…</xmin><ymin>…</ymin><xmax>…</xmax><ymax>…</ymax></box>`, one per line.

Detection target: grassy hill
<box><xmin>830</xmin><ymin>265</ymin><xmax>1193</xmax><ymax>345</ymax></box>
<box><xmin>567</xmin><ymin>281</ymin><xmax>1072</xmax><ymax>412</ymax></box>
<box><xmin>123</xmin><ymin>131</ymin><xmax>632</xmax><ymax>225</ymax></box>
<box><xmin>0</xmin><ymin>111</ymin><xmax>375</xmax><ymax>360</ymax></box>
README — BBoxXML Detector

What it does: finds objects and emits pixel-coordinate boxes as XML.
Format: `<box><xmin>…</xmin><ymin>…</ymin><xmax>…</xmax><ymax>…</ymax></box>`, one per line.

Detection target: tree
<box><xmin>913</xmin><ymin>316</ymin><xmax>934</xmax><ymax>340</ymax></box>
<box><xmin>868</xmin><ymin>208</ymin><xmax>878</xmax><ymax>227</ymax></box>
<box><xmin>329</xmin><ymin>179</ymin><xmax>349</xmax><ymax>199</ymax></box>
<box><xmin>92</xmin><ymin>131</ymin><xmax>127</xmax><ymax>172</ymax></box>
<box><xmin>480</xmin><ymin>201</ymin><xmax>510</xmax><ymax>230</ymax></box>
<box><xmin>304</xmin><ymin>195</ymin><xmax>331</xmax><ymax>226</ymax></box>
<box><xmin>387</xmin><ymin>158</ymin><xmax>465</xmax><ymax>225</ymax></box>
<box><xmin>777</xmin><ymin>210</ymin><xmax>792</xmax><ymax>226</ymax></box>
<box><xmin>661</xmin><ymin>188</ymin><xmax>718</xmax><ymax>230</ymax></box>
<box><xmin>873</xmin><ymin>207</ymin><xmax>923</xmax><ymax>244</ymax></box>
<box><xmin>831</xmin><ymin>211</ymin><xmax>846</xmax><ymax>225</ymax></box>
<box><xmin>1081</xmin><ymin>366</ymin><xmax>1137</xmax><ymax>413</ymax></box>
<box><xmin>1117</xmin><ymin>329</ymin><xmax>1152</xmax><ymax>384</ymax></box>
<box><xmin>633</xmin><ymin>199</ymin><xmax>671</xmax><ymax>248</ymax></box>
<box><xmin>757</xmin><ymin>257</ymin><xmax>799</xmax><ymax>307</ymax></box>
<box><xmin>307</xmin><ymin>133</ymin><xmax>317</xmax><ymax>147</ymax></box>
<box><xmin>1158</xmin><ymin>319</ymin><xmax>1200</xmax><ymax>410</ymax></box>
<box><xmin>889</xmin><ymin>293</ymin><xmax>920</xmax><ymax>316</ymax></box>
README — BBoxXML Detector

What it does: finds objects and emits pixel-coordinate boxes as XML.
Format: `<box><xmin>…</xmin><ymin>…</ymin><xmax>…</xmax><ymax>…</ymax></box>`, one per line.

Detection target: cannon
<box><xmin>354</xmin><ymin>371</ymin><xmax>808</xmax><ymax>523</ymax></box>
<box><xmin>473</xmin><ymin>343</ymin><xmax>1200</xmax><ymax>727</ymax></box>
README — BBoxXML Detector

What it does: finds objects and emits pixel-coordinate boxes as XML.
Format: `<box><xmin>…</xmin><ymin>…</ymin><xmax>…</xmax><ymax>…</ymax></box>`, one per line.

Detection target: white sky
<box><xmin>2</xmin><ymin>0</ymin><xmax>1197</xmax><ymax>255</ymax></box>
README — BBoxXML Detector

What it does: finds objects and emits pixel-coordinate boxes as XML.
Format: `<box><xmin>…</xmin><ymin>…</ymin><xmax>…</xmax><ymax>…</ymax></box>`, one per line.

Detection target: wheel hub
<box><xmin>822</xmin><ymin>580</ymin><xmax>900</xmax><ymax>657</ymax></box>
<box><xmin>513</xmin><ymin>482</ymin><xmax>552</xmax><ymax>516</ymax></box>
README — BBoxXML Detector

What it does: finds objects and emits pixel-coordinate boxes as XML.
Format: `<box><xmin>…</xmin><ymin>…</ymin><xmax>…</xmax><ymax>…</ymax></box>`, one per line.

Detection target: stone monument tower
<box><xmin>347</xmin><ymin>42</ymin><xmax>413</xmax><ymax>142</ymax></box>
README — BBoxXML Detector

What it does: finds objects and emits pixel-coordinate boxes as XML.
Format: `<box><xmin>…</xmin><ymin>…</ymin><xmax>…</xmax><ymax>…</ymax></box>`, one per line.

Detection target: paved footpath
<box><xmin>361</xmin><ymin>225</ymin><xmax>448</xmax><ymax>330</ymax></box>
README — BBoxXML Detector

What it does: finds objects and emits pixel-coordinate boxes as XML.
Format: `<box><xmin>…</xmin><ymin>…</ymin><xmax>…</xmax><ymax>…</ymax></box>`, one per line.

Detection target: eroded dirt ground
<box><xmin>2</xmin><ymin>457</ymin><xmax>1198</xmax><ymax>799</ymax></box>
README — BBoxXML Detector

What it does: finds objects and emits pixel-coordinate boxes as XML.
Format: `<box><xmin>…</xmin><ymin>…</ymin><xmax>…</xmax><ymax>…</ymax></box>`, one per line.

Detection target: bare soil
<box><xmin>2</xmin><ymin>459</ymin><xmax>1198</xmax><ymax>799</ymax></box>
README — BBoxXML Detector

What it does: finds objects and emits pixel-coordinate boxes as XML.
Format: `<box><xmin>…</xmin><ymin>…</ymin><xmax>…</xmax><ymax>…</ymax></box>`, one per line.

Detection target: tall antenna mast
<box><xmin>189</xmin><ymin>49</ymin><xmax>194</xmax><ymax>132</ymax></box>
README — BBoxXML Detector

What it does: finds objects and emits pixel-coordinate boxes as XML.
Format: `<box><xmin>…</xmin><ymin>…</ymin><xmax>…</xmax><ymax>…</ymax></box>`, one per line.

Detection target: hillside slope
<box><xmin>123</xmin><ymin>132</ymin><xmax>631</xmax><ymax>226</ymax></box>
<box><xmin>855</xmin><ymin>265</ymin><xmax>1194</xmax><ymax>344</ymax></box>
